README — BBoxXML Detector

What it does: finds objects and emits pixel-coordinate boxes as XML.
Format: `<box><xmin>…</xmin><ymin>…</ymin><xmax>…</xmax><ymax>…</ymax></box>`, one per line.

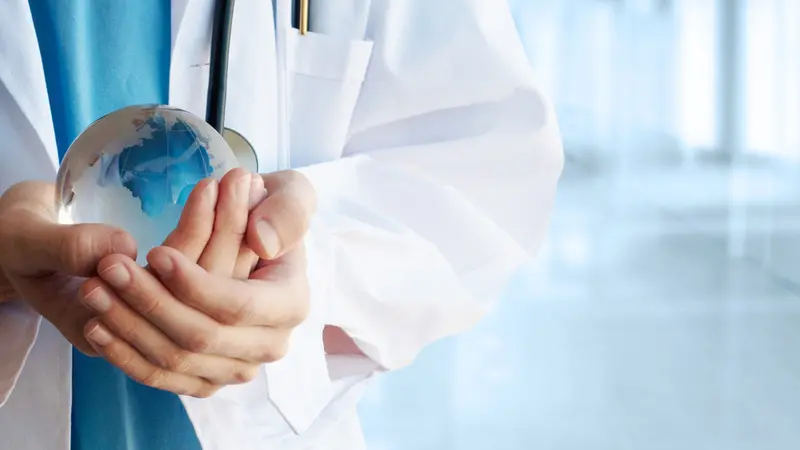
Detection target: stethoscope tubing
<box><xmin>205</xmin><ymin>0</ymin><xmax>306</xmax><ymax>173</ymax></box>
<box><xmin>206</xmin><ymin>0</ymin><xmax>235</xmax><ymax>133</ymax></box>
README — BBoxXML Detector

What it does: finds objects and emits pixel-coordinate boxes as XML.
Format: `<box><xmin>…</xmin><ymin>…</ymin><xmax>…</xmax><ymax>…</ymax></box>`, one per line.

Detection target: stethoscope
<box><xmin>206</xmin><ymin>0</ymin><xmax>310</xmax><ymax>172</ymax></box>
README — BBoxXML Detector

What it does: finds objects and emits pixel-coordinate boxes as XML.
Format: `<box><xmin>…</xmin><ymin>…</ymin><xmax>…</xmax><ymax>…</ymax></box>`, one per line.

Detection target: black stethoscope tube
<box><xmin>206</xmin><ymin>0</ymin><xmax>235</xmax><ymax>133</ymax></box>
<box><xmin>206</xmin><ymin>0</ymin><xmax>309</xmax><ymax>134</ymax></box>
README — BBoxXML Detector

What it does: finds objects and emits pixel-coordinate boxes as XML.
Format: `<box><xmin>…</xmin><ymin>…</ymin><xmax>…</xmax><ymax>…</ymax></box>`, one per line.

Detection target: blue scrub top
<box><xmin>28</xmin><ymin>2</ymin><xmax>202</xmax><ymax>449</ymax></box>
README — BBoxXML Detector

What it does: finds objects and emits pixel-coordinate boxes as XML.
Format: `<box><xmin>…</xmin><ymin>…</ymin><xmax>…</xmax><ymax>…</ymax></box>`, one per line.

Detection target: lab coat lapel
<box><xmin>169</xmin><ymin>0</ymin><xmax>215</xmax><ymax>115</ymax></box>
<box><xmin>171</xmin><ymin>0</ymin><xmax>194</xmax><ymax>52</ymax></box>
<box><xmin>0</xmin><ymin>0</ymin><xmax>58</xmax><ymax>172</ymax></box>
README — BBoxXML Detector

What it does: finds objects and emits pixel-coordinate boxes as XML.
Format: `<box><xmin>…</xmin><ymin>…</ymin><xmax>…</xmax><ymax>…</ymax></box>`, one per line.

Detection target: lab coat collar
<box><xmin>168</xmin><ymin>0</ymin><xmax>215</xmax><ymax>113</ymax></box>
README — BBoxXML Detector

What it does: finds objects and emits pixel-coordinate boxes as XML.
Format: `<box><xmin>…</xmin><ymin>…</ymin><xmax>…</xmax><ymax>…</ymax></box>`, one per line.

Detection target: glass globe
<box><xmin>56</xmin><ymin>105</ymin><xmax>240</xmax><ymax>262</ymax></box>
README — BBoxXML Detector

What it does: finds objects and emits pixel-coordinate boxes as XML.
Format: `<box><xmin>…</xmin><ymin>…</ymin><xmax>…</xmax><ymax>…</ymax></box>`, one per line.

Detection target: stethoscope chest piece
<box><xmin>223</xmin><ymin>127</ymin><xmax>258</xmax><ymax>172</ymax></box>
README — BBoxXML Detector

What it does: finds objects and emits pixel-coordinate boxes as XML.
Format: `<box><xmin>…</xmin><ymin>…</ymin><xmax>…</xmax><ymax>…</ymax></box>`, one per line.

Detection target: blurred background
<box><xmin>359</xmin><ymin>0</ymin><xmax>800</xmax><ymax>449</ymax></box>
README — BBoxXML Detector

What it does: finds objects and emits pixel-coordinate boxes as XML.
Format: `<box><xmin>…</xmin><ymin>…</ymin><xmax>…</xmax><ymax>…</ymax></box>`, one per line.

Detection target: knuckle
<box><xmin>110</xmin><ymin>314</ymin><xmax>140</xmax><ymax>341</ymax></box>
<box><xmin>112</xmin><ymin>347</ymin><xmax>134</xmax><ymax>370</ymax></box>
<box><xmin>182</xmin><ymin>326</ymin><xmax>218</xmax><ymax>354</ymax></box>
<box><xmin>138</xmin><ymin>291</ymin><xmax>163</xmax><ymax>317</ymax></box>
<box><xmin>272</xmin><ymin>340</ymin><xmax>290</xmax><ymax>362</ymax></box>
<box><xmin>65</xmin><ymin>225</ymin><xmax>116</xmax><ymax>275</ymax></box>
<box><xmin>223</xmin><ymin>292</ymin><xmax>256</xmax><ymax>325</ymax></box>
<box><xmin>117</xmin><ymin>320</ymin><xmax>140</xmax><ymax>343</ymax></box>
<box><xmin>286</xmin><ymin>282</ymin><xmax>310</xmax><ymax>327</ymax></box>
<box><xmin>231</xmin><ymin>364</ymin><xmax>259</xmax><ymax>384</ymax></box>
<box><xmin>184</xmin><ymin>334</ymin><xmax>211</xmax><ymax>354</ymax></box>
<box><xmin>256</xmin><ymin>339</ymin><xmax>289</xmax><ymax>363</ymax></box>
<box><xmin>163</xmin><ymin>350</ymin><xmax>193</xmax><ymax>373</ymax></box>
<box><xmin>140</xmin><ymin>369</ymin><xmax>167</xmax><ymax>389</ymax></box>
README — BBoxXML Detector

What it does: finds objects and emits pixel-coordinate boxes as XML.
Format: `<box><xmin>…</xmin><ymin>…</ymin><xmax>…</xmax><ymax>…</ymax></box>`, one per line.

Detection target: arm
<box><xmin>0</xmin><ymin>100</ymin><xmax>138</xmax><ymax>408</ymax></box>
<box><xmin>305</xmin><ymin>0</ymin><xmax>563</xmax><ymax>372</ymax></box>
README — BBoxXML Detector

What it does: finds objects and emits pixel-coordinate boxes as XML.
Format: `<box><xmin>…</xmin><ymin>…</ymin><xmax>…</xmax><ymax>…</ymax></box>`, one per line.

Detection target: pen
<box><xmin>299</xmin><ymin>0</ymin><xmax>309</xmax><ymax>35</ymax></box>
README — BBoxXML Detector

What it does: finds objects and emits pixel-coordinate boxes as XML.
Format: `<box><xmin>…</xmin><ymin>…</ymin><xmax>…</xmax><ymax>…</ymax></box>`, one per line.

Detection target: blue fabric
<box><xmin>28</xmin><ymin>2</ymin><xmax>203</xmax><ymax>449</ymax></box>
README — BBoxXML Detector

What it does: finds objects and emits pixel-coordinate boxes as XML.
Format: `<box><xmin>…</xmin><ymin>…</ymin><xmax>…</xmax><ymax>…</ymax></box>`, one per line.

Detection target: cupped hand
<box><xmin>0</xmin><ymin>181</ymin><xmax>137</xmax><ymax>355</ymax></box>
<box><xmin>79</xmin><ymin>169</ymin><xmax>317</xmax><ymax>397</ymax></box>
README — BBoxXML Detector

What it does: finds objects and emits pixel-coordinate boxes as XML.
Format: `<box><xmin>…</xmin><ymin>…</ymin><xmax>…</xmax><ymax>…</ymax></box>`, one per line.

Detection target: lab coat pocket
<box><xmin>285</xmin><ymin>31</ymin><xmax>374</xmax><ymax>167</ymax></box>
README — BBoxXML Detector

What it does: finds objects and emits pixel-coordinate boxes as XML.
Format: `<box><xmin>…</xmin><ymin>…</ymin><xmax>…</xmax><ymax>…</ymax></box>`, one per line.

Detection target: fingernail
<box><xmin>236</xmin><ymin>174</ymin><xmax>251</xmax><ymax>202</ymax></box>
<box><xmin>100</xmin><ymin>263</ymin><xmax>130</xmax><ymax>288</ymax></box>
<box><xmin>86</xmin><ymin>323</ymin><xmax>114</xmax><ymax>346</ymax></box>
<box><xmin>83</xmin><ymin>286</ymin><xmax>111</xmax><ymax>313</ymax></box>
<box><xmin>149</xmin><ymin>250</ymin><xmax>174</xmax><ymax>278</ymax></box>
<box><xmin>256</xmin><ymin>220</ymin><xmax>282</xmax><ymax>259</ymax></box>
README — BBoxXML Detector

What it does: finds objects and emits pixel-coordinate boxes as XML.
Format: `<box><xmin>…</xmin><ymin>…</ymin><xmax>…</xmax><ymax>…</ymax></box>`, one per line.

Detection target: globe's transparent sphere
<box><xmin>56</xmin><ymin>105</ymin><xmax>240</xmax><ymax>262</ymax></box>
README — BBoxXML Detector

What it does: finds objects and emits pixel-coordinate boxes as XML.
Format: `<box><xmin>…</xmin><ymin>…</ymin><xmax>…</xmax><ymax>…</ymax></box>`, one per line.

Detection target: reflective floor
<box><xmin>358</xmin><ymin>159</ymin><xmax>800</xmax><ymax>450</ymax></box>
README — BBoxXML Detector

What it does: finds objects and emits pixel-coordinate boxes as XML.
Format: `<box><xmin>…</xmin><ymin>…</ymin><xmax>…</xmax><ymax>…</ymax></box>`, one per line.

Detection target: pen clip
<box><xmin>299</xmin><ymin>0</ymin><xmax>309</xmax><ymax>35</ymax></box>
<box><xmin>292</xmin><ymin>0</ymin><xmax>310</xmax><ymax>35</ymax></box>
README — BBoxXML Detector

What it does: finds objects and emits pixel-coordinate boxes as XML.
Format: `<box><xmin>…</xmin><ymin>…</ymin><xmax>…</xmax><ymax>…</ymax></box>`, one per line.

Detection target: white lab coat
<box><xmin>0</xmin><ymin>0</ymin><xmax>563</xmax><ymax>448</ymax></box>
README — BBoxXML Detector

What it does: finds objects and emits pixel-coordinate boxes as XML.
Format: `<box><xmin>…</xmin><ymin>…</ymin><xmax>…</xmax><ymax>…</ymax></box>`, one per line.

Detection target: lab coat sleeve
<box><xmin>300</xmin><ymin>1</ymin><xmax>564</xmax><ymax>373</ymax></box>
<box><xmin>0</xmin><ymin>0</ymin><xmax>57</xmax><ymax>405</ymax></box>
<box><xmin>0</xmin><ymin>81</ymin><xmax>54</xmax><ymax>408</ymax></box>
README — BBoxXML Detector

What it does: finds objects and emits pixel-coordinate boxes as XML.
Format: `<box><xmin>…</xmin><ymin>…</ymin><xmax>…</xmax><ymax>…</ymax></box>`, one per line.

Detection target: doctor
<box><xmin>0</xmin><ymin>0</ymin><xmax>563</xmax><ymax>449</ymax></box>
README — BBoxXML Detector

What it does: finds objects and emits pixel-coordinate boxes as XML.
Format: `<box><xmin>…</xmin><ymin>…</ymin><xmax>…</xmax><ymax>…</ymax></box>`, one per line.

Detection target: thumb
<box><xmin>4</xmin><ymin>213</ymin><xmax>137</xmax><ymax>277</ymax></box>
<box><xmin>246</xmin><ymin>170</ymin><xmax>316</xmax><ymax>260</ymax></box>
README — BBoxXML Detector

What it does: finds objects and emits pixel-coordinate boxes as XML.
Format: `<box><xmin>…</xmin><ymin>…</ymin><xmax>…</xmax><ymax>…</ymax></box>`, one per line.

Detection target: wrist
<box><xmin>322</xmin><ymin>325</ymin><xmax>364</xmax><ymax>356</ymax></box>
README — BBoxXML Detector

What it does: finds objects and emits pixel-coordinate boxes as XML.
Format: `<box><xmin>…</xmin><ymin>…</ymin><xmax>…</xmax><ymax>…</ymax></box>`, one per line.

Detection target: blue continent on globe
<box><xmin>114</xmin><ymin>114</ymin><xmax>213</xmax><ymax>217</ymax></box>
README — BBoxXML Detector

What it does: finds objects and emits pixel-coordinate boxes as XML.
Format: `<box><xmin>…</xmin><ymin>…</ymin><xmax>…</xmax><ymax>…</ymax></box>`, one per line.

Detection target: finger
<box><xmin>198</xmin><ymin>169</ymin><xmax>252</xmax><ymax>275</ymax></box>
<box><xmin>148</xmin><ymin>246</ymin><xmax>309</xmax><ymax>327</ymax></box>
<box><xmin>248</xmin><ymin>173</ymin><xmax>268</xmax><ymax>211</ymax></box>
<box><xmin>232</xmin><ymin>246</ymin><xmax>259</xmax><ymax>280</ymax></box>
<box><xmin>98</xmin><ymin>254</ymin><xmax>285</xmax><ymax>361</ymax></box>
<box><xmin>215</xmin><ymin>325</ymin><xmax>291</xmax><ymax>363</ymax></box>
<box><xmin>81</xmin><ymin>279</ymin><xmax>259</xmax><ymax>385</ymax></box>
<box><xmin>161</xmin><ymin>179</ymin><xmax>218</xmax><ymax>262</ymax></box>
<box><xmin>232</xmin><ymin>175</ymin><xmax>267</xmax><ymax>279</ymax></box>
<box><xmin>84</xmin><ymin>320</ymin><xmax>220</xmax><ymax>398</ymax></box>
<box><xmin>246</xmin><ymin>170</ymin><xmax>316</xmax><ymax>260</ymax></box>
<box><xmin>98</xmin><ymin>251</ymin><xmax>295</xmax><ymax>361</ymax></box>
<box><xmin>97</xmin><ymin>254</ymin><xmax>219</xmax><ymax>348</ymax></box>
